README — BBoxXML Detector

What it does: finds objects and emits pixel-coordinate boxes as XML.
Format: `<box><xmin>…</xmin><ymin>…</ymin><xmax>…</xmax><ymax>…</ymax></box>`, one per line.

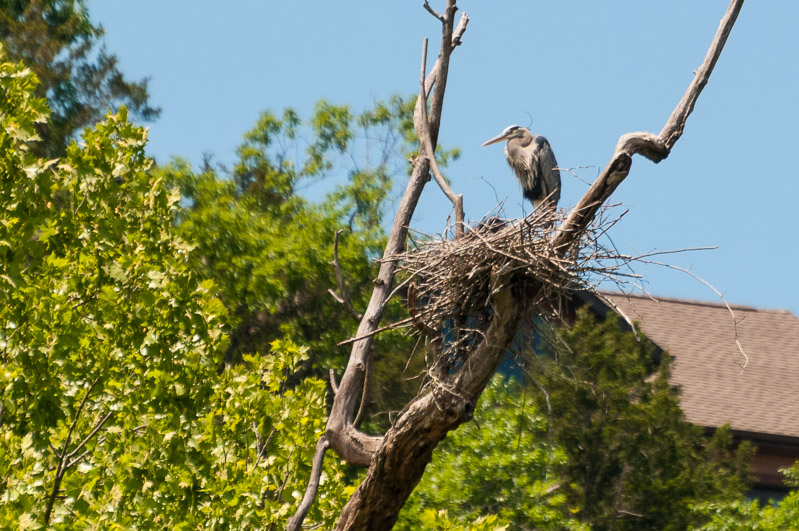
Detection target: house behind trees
<box><xmin>591</xmin><ymin>292</ymin><xmax>799</xmax><ymax>501</ymax></box>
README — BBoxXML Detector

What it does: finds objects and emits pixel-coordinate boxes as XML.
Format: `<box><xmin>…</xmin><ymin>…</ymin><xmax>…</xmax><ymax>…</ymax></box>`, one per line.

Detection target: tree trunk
<box><xmin>335</xmin><ymin>288</ymin><xmax>525</xmax><ymax>530</ymax></box>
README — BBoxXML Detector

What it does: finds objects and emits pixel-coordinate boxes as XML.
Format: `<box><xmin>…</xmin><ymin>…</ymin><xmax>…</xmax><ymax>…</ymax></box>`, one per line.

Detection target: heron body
<box><xmin>482</xmin><ymin>125</ymin><xmax>561</xmax><ymax>211</ymax></box>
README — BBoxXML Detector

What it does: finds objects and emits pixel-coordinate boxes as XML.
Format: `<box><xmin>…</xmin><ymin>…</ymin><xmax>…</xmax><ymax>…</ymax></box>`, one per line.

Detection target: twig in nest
<box><xmin>386</xmin><ymin>203</ymin><xmax>723</xmax><ymax>392</ymax></box>
<box><xmin>632</xmin><ymin>259</ymin><xmax>749</xmax><ymax>370</ymax></box>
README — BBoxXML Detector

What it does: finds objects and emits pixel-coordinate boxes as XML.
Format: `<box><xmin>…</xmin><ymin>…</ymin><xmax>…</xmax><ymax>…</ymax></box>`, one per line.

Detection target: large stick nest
<box><xmin>388</xmin><ymin>207</ymin><xmax>628</xmax><ymax>353</ymax></box>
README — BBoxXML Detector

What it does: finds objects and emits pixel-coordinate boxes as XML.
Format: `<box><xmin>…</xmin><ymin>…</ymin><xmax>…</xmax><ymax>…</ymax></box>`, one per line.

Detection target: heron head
<box><xmin>481</xmin><ymin>125</ymin><xmax>527</xmax><ymax>147</ymax></box>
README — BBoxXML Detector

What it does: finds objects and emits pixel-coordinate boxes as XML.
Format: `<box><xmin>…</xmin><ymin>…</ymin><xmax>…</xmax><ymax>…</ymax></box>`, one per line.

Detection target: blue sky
<box><xmin>87</xmin><ymin>1</ymin><xmax>799</xmax><ymax>315</ymax></box>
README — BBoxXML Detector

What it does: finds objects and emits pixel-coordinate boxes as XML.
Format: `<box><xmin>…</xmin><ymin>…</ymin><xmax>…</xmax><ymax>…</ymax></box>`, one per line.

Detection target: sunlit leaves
<box><xmin>396</xmin><ymin>377</ymin><xmax>588</xmax><ymax>531</ymax></box>
<box><xmin>694</xmin><ymin>465</ymin><xmax>799</xmax><ymax>530</ymax></box>
<box><xmin>306</xmin><ymin>100</ymin><xmax>353</xmax><ymax>174</ymax></box>
<box><xmin>0</xmin><ymin>54</ymin><xmax>348</xmax><ymax>529</ymax></box>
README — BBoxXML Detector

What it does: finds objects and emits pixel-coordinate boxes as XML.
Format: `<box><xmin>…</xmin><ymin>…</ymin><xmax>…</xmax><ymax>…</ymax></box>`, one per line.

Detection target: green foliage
<box><xmin>161</xmin><ymin>96</ymin><xmax>429</xmax><ymax>429</ymax></box>
<box><xmin>166</xmin><ymin>341</ymin><xmax>350</xmax><ymax>529</ymax></box>
<box><xmin>693</xmin><ymin>463</ymin><xmax>799</xmax><ymax>531</ymax></box>
<box><xmin>0</xmin><ymin>54</ymin><xmax>347</xmax><ymax>528</ymax></box>
<box><xmin>396</xmin><ymin>377</ymin><xmax>588</xmax><ymax>531</ymax></box>
<box><xmin>165</xmin><ymin>156</ymin><xmax>382</xmax><ymax>370</ymax></box>
<box><xmin>694</xmin><ymin>496</ymin><xmax>799</xmax><ymax>531</ymax></box>
<box><xmin>0</xmin><ymin>0</ymin><xmax>159</xmax><ymax>156</ymax></box>
<box><xmin>535</xmin><ymin>309</ymin><xmax>753</xmax><ymax>531</ymax></box>
<box><xmin>406</xmin><ymin>509</ymin><xmax>509</xmax><ymax>531</ymax></box>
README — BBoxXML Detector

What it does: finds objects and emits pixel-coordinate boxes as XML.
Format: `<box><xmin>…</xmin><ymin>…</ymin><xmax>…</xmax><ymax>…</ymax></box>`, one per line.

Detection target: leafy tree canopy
<box><xmin>0</xmin><ymin>51</ymin><xmax>348</xmax><ymax>529</ymax></box>
<box><xmin>162</xmin><ymin>97</ymin><xmax>414</xmax><ymax>367</ymax></box>
<box><xmin>0</xmin><ymin>0</ymin><xmax>159</xmax><ymax>157</ymax></box>
<box><xmin>695</xmin><ymin>464</ymin><xmax>799</xmax><ymax>531</ymax></box>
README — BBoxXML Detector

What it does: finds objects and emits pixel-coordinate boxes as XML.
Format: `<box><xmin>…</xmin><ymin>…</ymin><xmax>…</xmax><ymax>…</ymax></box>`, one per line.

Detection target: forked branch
<box><xmin>423</xmin><ymin>1</ymin><xmax>444</xmax><ymax>22</ymax></box>
<box><xmin>323</xmin><ymin>0</ymin><xmax>467</xmax><ymax>469</ymax></box>
<box><xmin>44</xmin><ymin>378</ymin><xmax>113</xmax><ymax>525</ymax></box>
<box><xmin>417</xmin><ymin>38</ymin><xmax>465</xmax><ymax>239</ymax></box>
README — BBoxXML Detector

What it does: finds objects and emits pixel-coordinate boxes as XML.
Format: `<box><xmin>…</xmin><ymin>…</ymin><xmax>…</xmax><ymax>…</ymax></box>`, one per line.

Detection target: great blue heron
<box><xmin>481</xmin><ymin>125</ymin><xmax>561</xmax><ymax>211</ymax></box>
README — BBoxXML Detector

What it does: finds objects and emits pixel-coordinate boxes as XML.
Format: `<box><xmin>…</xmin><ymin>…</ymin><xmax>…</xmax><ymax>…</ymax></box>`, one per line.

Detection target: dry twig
<box><xmin>417</xmin><ymin>38</ymin><xmax>465</xmax><ymax>239</ymax></box>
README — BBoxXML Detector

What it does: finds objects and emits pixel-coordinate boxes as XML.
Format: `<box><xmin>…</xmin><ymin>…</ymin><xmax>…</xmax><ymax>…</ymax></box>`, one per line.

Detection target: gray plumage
<box><xmin>482</xmin><ymin>125</ymin><xmax>561</xmax><ymax>211</ymax></box>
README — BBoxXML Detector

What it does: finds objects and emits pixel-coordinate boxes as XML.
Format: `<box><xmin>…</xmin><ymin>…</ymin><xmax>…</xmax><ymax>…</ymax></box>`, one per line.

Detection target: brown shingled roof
<box><xmin>598</xmin><ymin>292</ymin><xmax>799</xmax><ymax>440</ymax></box>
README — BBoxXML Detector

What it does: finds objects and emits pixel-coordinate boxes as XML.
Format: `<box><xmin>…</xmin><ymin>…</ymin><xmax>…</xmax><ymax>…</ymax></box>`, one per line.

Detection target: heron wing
<box><xmin>532</xmin><ymin>136</ymin><xmax>561</xmax><ymax>207</ymax></box>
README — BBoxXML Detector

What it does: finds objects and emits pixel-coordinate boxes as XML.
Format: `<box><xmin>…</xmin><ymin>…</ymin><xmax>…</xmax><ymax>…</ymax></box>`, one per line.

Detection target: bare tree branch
<box><xmin>330</xmin><ymin>229</ymin><xmax>362</xmax><ymax>320</ymax></box>
<box><xmin>65</xmin><ymin>411</ymin><xmax>113</xmax><ymax>467</ymax></box>
<box><xmin>632</xmin><ymin>258</ymin><xmax>749</xmax><ymax>369</ymax></box>
<box><xmin>353</xmin><ymin>356</ymin><xmax>372</xmax><ymax>429</ymax></box>
<box><xmin>297</xmin><ymin>1</ymin><xmax>744</xmax><ymax>529</ymax></box>
<box><xmin>660</xmin><ymin>1</ymin><xmax>743</xmax><ymax>150</ymax></box>
<box><xmin>45</xmin><ymin>377</ymin><xmax>103</xmax><ymax>524</ymax></box>
<box><xmin>286</xmin><ymin>3</ymin><xmax>471</xmax><ymax>530</ymax></box>
<box><xmin>422</xmin><ymin>11</ymin><xmax>469</xmax><ymax>128</ymax></box>
<box><xmin>334</xmin><ymin>283</ymin><xmax>527</xmax><ymax>530</ymax></box>
<box><xmin>423</xmin><ymin>1</ymin><xmax>444</xmax><ymax>22</ymax></box>
<box><xmin>287</xmin><ymin>437</ymin><xmax>331</xmax><ymax>531</ymax></box>
<box><xmin>554</xmin><ymin>0</ymin><xmax>744</xmax><ymax>251</ymax></box>
<box><xmin>324</xmin><ymin>0</ymin><xmax>468</xmax><ymax>472</ymax></box>
<box><xmin>329</xmin><ymin>368</ymin><xmax>339</xmax><ymax>395</ymax></box>
<box><xmin>337</xmin><ymin>316</ymin><xmax>415</xmax><ymax>346</ymax></box>
<box><xmin>417</xmin><ymin>38</ymin><xmax>465</xmax><ymax>239</ymax></box>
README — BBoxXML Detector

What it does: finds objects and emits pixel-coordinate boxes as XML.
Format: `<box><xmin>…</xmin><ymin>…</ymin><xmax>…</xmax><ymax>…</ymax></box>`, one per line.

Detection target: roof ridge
<box><xmin>597</xmin><ymin>290</ymin><xmax>793</xmax><ymax>315</ymax></box>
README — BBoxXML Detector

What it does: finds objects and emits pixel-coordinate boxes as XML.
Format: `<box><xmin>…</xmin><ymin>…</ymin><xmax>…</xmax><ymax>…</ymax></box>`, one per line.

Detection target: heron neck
<box><xmin>509</xmin><ymin>130</ymin><xmax>534</xmax><ymax>149</ymax></box>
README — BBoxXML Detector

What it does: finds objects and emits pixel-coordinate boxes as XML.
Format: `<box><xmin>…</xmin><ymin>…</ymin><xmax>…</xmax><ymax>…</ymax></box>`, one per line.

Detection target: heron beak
<box><xmin>481</xmin><ymin>132</ymin><xmax>509</xmax><ymax>147</ymax></box>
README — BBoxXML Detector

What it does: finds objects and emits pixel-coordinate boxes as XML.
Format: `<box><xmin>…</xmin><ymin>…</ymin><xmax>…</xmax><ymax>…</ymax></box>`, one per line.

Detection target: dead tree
<box><xmin>289</xmin><ymin>1</ymin><xmax>745</xmax><ymax>529</ymax></box>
